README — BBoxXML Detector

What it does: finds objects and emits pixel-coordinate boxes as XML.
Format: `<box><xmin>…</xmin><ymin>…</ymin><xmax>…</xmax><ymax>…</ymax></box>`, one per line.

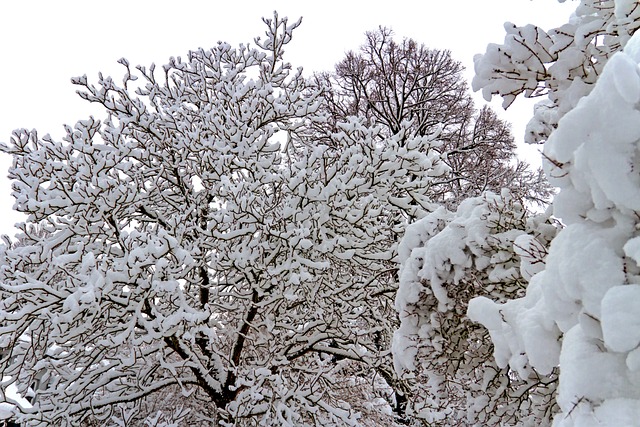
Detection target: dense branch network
<box><xmin>0</xmin><ymin>12</ymin><xmax>555</xmax><ymax>427</ymax></box>
<box><xmin>314</xmin><ymin>27</ymin><xmax>551</xmax><ymax>208</ymax></box>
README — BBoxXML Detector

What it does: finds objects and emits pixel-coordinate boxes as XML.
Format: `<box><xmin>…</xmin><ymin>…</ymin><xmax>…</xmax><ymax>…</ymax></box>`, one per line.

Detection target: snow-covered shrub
<box><xmin>394</xmin><ymin>191</ymin><xmax>559</xmax><ymax>425</ymax></box>
<box><xmin>468</xmin><ymin>23</ymin><xmax>640</xmax><ymax>427</ymax></box>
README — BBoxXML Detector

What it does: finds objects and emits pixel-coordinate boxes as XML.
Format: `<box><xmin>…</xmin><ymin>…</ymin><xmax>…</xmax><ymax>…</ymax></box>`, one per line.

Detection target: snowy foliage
<box><xmin>473</xmin><ymin>0</ymin><xmax>640</xmax><ymax>144</ymax></box>
<box><xmin>0</xmin><ymin>14</ymin><xmax>457</xmax><ymax>426</ymax></box>
<box><xmin>394</xmin><ymin>191</ymin><xmax>559</xmax><ymax>425</ymax></box>
<box><xmin>468</xmin><ymin>18</ymin><xmax>640</xmax><ymax>427</ymax></box>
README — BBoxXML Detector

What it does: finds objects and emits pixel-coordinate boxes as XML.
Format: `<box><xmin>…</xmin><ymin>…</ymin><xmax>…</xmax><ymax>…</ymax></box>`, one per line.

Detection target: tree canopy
<box><xmin>0</xmin><ymin>12</ymin><xmax>550</xmax><ymax>427</ymax></box>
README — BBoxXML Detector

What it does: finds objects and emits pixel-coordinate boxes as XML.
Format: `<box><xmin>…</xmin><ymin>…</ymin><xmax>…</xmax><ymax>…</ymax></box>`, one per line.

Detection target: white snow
<box><xmin>468</xmin><ymin>26</ymin><xmax>640</xmax><ymax>426</ymax></box>
<box><xmin>601</xmin><ymin>285</ymin><xmax>640</xmax><ymax>353</ymax></box>
<box><xmin>0</xmin><ymin>403</ymin><xmax>14</xmax><ymax>420</ymax></box>
<box><xmin>623</xmin><ymin>236</ymin><xmax>640</xmax><ymax>265</ymax></box>
<box><xmin>0</xmin><ymin>377</ymin><xmax>33</xmax><ymax>421</ymax></box>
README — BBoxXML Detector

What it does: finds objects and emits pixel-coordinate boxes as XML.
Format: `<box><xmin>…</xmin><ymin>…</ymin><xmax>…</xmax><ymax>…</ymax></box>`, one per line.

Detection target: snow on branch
<box><xmin>394</xmin><ymin>190</ymin><xmax>559</xmax><ymax>425</ymax></box>
<box><xmin>469</xmin><ymin>25</ymin><xmax>640</xmax><ymax>427</ymax></box>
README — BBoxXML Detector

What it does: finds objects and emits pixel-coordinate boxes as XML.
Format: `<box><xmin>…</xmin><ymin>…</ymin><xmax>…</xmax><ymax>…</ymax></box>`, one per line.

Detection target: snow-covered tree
<box><xmin>468</xmin><ymin>27</ymin><xmax>640</xmax><ymax>426</ymax></box>
<box><xmin>473</xmin><ymin>0</ymin><xmax>640</xmax><ymax>144</ymax></box>
<box><xmin>461</xmin><ymin>0</ymin><xmax>640</xmax><ymax>424</ymax></box>
<box><xmin>0</xmin><ymin>14</ymin><xmax>454</xmax><ymax>426</ymax></box>
<box><xmin>314</xmin><ymin>27</ymin><xmax>551</xmax><ymax>208</ymax></box>
<box><xmin>393</xmin><ymin>191</ymin><xmax>559</xmax><ymax>425</ymax></box>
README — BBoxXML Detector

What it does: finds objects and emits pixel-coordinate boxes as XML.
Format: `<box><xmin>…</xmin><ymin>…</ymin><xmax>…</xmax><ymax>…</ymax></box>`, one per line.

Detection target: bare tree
<box><xmin>315</xmin><ymin>27</ymin><xmax>551</xmax><ymax>208</ymax></box>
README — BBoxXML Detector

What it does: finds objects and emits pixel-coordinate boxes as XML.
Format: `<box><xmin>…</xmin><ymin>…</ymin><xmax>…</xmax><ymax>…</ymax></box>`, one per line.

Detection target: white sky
<box><xmin>0</xmin><ymin>0</ymin><xmax>576</xmax><ymax>236</ymax></box>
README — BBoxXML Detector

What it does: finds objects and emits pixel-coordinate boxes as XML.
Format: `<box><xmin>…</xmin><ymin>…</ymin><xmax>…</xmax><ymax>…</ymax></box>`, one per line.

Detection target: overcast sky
<box><xmin>0</xmin><ymin>0</ymin><xmax>576</xmax><ymax>236</ymax></box>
